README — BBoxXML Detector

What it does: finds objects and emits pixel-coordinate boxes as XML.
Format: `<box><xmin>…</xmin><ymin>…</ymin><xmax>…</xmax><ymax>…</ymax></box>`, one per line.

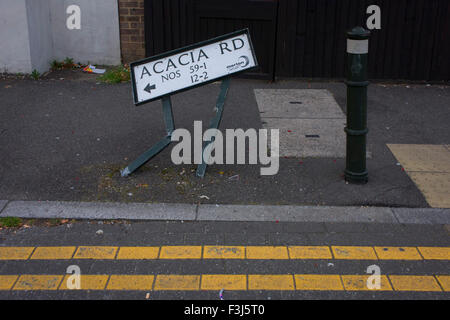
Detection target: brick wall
<box><xmin>118</xmin><ymin>0</ymin><xmax>146</xmax><ymax>63</ymax></box>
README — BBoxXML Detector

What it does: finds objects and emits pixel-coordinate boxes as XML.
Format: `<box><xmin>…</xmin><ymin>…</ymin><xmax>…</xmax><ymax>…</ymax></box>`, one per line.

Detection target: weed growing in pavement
<box><xmin>30</xmin><ymin>69</ymin><xmax>40</xmax><ymax>80</ymax></box>
<box><xmin>50</xmin><ymin>57</ymin><xmax>79</xmax><ymax>71</ymax></box>
<box><xmin>63</xmin><ymin>57</ymin><xmax>75</xmax><ymax>68</ymax></box>
<box><xmin>98</xmin><ymin>65</ymin><xmax>131</xmax><ymax>84</ymax></box>
<box><xmin>0</xmin><ymin>217</ymin><xmax>23</xmax><ymax>228</ymax></box>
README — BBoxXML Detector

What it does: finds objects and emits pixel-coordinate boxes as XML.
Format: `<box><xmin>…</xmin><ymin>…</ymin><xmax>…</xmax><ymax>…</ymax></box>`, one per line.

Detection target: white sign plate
<box><xmin>347</xmin><ymin>39</ymin><xmax>369</xmax><ymax>54</ymax></box>
<box><xmin>130</xmin><ymin>29</ymin><xmax>257</xmax><ymax>105</ymax></box>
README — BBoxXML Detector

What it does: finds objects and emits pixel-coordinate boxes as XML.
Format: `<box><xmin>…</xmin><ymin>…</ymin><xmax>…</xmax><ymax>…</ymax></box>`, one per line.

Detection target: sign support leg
<box><xmin>196</xmin><ymin>77</ymin><xmax>230</xmax><ymax>178</ymax></box>
<box><xmin>121</xmin><ymin>96</ymin><xmax>175</xmax><ymax>177</ymax></box>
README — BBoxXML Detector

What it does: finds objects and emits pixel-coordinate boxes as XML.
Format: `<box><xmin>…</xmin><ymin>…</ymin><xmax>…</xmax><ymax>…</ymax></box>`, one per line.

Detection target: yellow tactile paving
<box><xmin>0</xmin><ymin>247</ymin><xmax>34</xmax><ymax>260</ymax></box>
<box><xmin>246</xmin><ymin>246</ymin><xmax>289</xmax><ymax>259</ymax></box>
<box><xmin>0</xmin><ymin>275</ymin><xmax>18</xmax><ymax>290</ymax></box>
<box><xmin>374</xmin><ymin>247</ymin><xmax>422</xmax><ymax>260</ymax></box>
<box><xmin>159</xmin><ymin>246</ymin><xmax>202</xmax><ymax>259</ymax></box>
<box><xmin>341</xmin><ymin>275</ymin><xmax>392</xmax><ymax>291</ymax></box>
<box><xmin>14</xmin><ymin>275</ymin><xmax>63</xmax><ymax>290</ymax></box>
<box><xmin>73</xmin><ymin>246</ymin><xmax>118</xmax><ymax>259</ymax></box>
<box><xmin>154</xmin><ymin>275</ymin><xmax>200</xmax><ymax>290</ymax></box>
<box><xmin>294</xmin><ymin>275</ymin><xmax>343</xmax><ymax>291</ymax></box>
<box><xmin>436</xmin><ymin>275</ymin><xmax>450</xmax><ymax>291</ymax></box>
<box><xmin>248</xmin><ymin>275</ymin><xmax>294</xmax><ymax>290</ymax></box>
<box><xmin>332</xmin><ymin>246</ymin><xmax>378</xmax><ymax>260</ymax></box>
<box><xmin>30</xmin><ymin>247</ymin><xmax>76</xmax><ymax>260</ymax></box>
<box><xmin>107</xmin><ymin>275</ymin><xmax>154</xmax><ymax>290</ymax></box>
<box><xmin>201</xmin><ymin>275</ymin><xmax>247</xmax><ymax>290</ymax></box>
<box><xmin>60</xmin><ymin>275</ymin><xmax>109</xmax><ymax>290</ymax></box>
<box><xmin>389</xmin><ymin>275</ymin><xmax>442</xmax><ymax>292</ymax></box>
<box><xmin>288</xmin><ymin>246</ymin><xmax>332</xmax><ymax>259</ymax></box>
<box><xmin>203</xmin><ymin>246</ymin><xmax>245</xmax><ymax>259</ymax></box>
<box><xmin>387</xmin><ymin>144</ymin><xmax>450</xmax><ymax>172</ymax></box>
<box><xmin>387</xmin><ymin>144</ymin><xmax>450</xmax><ymax>208</ymax></box>
<box><xmin>116</xmin><ymin>247</ymin><xmax>159</xmax><ymax>260</ymax></box>
<box><xmin>408</xmin><ymin>172</ymin><xmax>450</xmax><ymax>208</ymax></box>
<box><xmin>418</xmin><ymin>247</ymin><xmax>450</xmax><ymax>260</ymax></box>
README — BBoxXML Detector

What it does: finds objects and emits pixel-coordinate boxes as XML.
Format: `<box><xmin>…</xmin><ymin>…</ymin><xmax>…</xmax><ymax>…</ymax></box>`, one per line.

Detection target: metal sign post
<box><xmin>121</xmin><ymin>29</ymin><xmax>258</xmax><ymax>178</ymax></box>
<box><xmin>196</xmin><ymin>77</ymin><xmax>230</xmax><ymax>177</ymax></box>
<box><xmin>120</xmin><ymin>95</ymin><xmax>175</xmax><ymax>177</ymax></box>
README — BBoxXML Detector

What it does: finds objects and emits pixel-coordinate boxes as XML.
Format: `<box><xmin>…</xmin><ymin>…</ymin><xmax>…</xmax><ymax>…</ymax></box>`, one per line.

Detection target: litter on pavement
<box><xmin>82</xmin><ymin>65</ymin><xmax>106</xmax><ymax>74</ymax></box>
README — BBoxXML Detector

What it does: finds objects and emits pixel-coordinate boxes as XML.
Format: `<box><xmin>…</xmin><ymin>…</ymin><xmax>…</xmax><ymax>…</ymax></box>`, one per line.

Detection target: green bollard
<box><xmin>344</xmin><ymin>26</ymin><xmax>370</xmax><ymax>184</ymax></box>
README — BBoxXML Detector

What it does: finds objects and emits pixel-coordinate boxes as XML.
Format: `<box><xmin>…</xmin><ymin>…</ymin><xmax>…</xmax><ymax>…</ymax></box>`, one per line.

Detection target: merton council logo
<box><xmin>227</xmin><ymin>55</ymin><xmax>251</xmax><ymax>72</ymax></box>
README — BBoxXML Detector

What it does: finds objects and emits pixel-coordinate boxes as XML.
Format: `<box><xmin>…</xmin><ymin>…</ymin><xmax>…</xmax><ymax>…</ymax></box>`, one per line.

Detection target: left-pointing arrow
<box><xmin>144</xmin><ymin>83</ymin><xmax>156</xmax><ymax>93</ymax></box>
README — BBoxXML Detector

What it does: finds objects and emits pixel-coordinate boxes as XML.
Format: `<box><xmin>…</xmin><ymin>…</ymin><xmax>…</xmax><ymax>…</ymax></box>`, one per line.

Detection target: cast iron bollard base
<box><xmin>344</xmin><ymin>26</ymin><xmax>370</xmax><ymax>184</ymax></box>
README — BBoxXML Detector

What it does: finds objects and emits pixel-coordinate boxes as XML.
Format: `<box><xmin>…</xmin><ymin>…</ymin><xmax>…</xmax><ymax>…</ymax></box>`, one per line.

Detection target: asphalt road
<box><xmin>0</xmin><ymin>214</ymin><xmax>449</xmax><ymax>300</ymax></box>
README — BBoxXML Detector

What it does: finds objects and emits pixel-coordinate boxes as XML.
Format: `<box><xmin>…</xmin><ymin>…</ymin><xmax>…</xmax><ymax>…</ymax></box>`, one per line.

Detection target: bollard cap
<box><xmin>347</xmin><ymin>26</ymin><xmax>370</xmax><ymax>40</ymax></box>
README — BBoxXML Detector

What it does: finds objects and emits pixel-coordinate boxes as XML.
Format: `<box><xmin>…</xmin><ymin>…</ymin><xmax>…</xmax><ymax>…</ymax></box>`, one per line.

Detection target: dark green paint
<box><xmin>345</xmin><ymin>27</ymin><xmax>370</xmax><ymax>184</ymax></box>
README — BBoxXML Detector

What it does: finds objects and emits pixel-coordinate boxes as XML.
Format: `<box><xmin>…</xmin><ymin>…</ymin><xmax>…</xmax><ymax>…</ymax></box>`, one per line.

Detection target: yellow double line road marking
<box><xmin>0</xmin><ymin>274</ymin><xmax>449</xmax><ymax>292</ymax></box>
<box><xmin>1</xmin><ymin>245</ymin><xmax>448</xmax><ymax>292</ymax></box>
<box><xmin>0</xmin><ymin>245</ymin><xmax>449</xmax><ymax>260</ymax></box>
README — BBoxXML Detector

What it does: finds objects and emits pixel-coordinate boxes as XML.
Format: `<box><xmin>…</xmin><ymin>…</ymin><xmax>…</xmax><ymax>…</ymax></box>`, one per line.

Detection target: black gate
<box><xmin>276</xmin><ymin>0</ymin><xmax>450</xmax><ymax>81</ymax></box>
<box><xmin>145</xmin><ymin>0</ymin><xmax>279</xmax><ymax>80</ymax></box>
<box><xmin>145</xmin><ymin>0</ymin><xmax>450</xmax><ymax>81</ymax></box>
<box><xmin>193</xmin><ymin>0</ymin><xmax>278</xmax><ymax>79</ymax></box>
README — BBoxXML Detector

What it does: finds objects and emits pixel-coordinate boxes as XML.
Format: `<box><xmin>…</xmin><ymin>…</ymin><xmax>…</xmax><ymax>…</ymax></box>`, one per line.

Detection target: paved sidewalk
<box><xmin>1</xmin><ymin>76</ymin><xmax>449</xmax><ymax>207</ymax></box>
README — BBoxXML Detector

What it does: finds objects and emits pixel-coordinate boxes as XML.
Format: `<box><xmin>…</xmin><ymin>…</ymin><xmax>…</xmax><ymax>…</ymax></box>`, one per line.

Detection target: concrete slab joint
<box><xmin>0</xmin><ymin>201</ymin><xmax>9</xmax><ymax>215</ymax></box>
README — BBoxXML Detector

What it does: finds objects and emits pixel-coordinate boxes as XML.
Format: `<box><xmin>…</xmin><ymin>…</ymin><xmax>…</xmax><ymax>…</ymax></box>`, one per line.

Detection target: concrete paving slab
<box><xmin>256</xmin><ymin>88</ymin><xmax>349</xmax><ymax>158</ymax></box>
<box><xmin>0</xmin><ymin>201</ymin><xmax>197</xmax><ymax>220</ymax></box>
<box><xmin>264</xmin><ymin>118</ymin><xmax>346</xmax><ymax>157</ymax></box>
<box><xmin>393</xmin><ymin>208</ymin><xmax>450</xmax><ymax>224</ymax></box>
<box><xmin>254</xmin><ymin>89</ymin><xmax>345</xmax><ymax>119</ymax></box>
<box><xmin>197</xmin><ymin>204</ymin><xmax>397</xmax><ymax>223</ymax></box>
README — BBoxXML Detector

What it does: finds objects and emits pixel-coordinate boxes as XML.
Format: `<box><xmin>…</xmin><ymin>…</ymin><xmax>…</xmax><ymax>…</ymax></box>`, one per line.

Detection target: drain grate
<box><xmin>305</xmin><ymin>134</ymin><xmax>320</xmax><ymax>138</ymax></box>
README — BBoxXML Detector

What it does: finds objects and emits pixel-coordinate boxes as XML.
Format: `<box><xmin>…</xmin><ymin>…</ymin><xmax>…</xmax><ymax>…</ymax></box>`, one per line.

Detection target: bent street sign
<box><xmin>130</xmin><ymin>29</ymin><xmax>258</xmax><ymax>105</ymax></box>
